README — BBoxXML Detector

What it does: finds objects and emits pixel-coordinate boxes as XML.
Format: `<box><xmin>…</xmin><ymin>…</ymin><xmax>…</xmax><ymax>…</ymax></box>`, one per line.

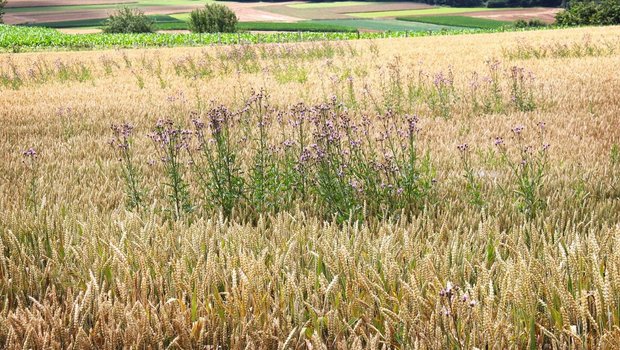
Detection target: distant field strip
<box><xmin>349</xmin><ymin>7</ymin><xmax>514</xmax><ymax>18</ymax></box>
<box><xmin>6</xmin><ymin>3</ymin><xmax>126</xmax><ymax>12</ymax></box>
<box><xmin>5</xmin><ymin>0</ymin><xmax>204</xmax><ymax>12</ymax></box>
<box><xmin>288</xmin><ymin>1</ymin><xmax>378</xmax><ymax>9</ymax></box>
<box><xmin>25</xmin><ymin>17</ymin><xmax>358</xmax><ymax>32</ymax></box>
<box><xmin>314</xmin><ymin>19</ymin><xmax>458</xmax><ymax>31</ymax></box>
<box><xmin>29</xmin><ymin>14</ymin><xmax>180</xmax><ymax>28</ymax></box>
<box><xmin>398</xmin><ymin>15</ymin><xmax>511</xmax><ymax>29</ymax></box>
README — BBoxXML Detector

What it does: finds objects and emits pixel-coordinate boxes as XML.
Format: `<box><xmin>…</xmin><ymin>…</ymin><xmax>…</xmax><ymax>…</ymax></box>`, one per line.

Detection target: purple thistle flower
<box><xmin>512</xmin><ymin>125</ymin><xmax>524</xmax><ymax>135</ymax></box>
<box><xmin>23</xmin><ymin>148</ymin><xmax>37</xmax><ymax>158</ymax></box>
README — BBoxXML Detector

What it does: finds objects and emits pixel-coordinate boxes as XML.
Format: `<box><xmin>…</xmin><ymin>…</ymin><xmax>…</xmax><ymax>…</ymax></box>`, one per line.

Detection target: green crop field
<box><xmin>398</xmin><ymin>15</ymin><xmax>511</xmax><ymax>29</ymax></box>
<box><xmin>349</xmin><ymin>7</ymin><xmax>512</xmax><ymax>18</ymax></box>
<box><xmin>0</xmin><ymin>24</ymin><xmax>507</xmax><ymax>51</ymax></box>
<box><xmin>314</xmin><ymin>18</ymin><xmax>458</xmax><ymax>31</ymax></box>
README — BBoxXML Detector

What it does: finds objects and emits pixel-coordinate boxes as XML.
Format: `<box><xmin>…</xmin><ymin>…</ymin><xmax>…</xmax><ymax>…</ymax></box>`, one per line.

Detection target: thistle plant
<box><xmin>308</xmin><ymin>99</ymin><xmax>362</xmax><ymax>221</ymax></box>
<box><xmin>428</xmin><ymin>70</ymin><xmax>456</xmax><ymax>119</ymax></box>
<box><xmin>246</xmin><ymin>89</ymin><xmax>276</xmax><ymax>213</ymax></box>
<box><xmin>391</xmin><ymin>114</ymin><xmax>435</xmax><ymax>212</ymax></box>
<box><xmin>0</xmin><ymin>58</ymin><xmax>23</xmax><ymax>90</ymax></box>
<box><xmin>380</xmin><ymin>56</ymin><xmax>405</xmax><ymax>114</ymax></box>
<box><xmin>99</xmin><ymin>55</ymin><xmax>119</xmax><ymax>76</ymax></box>
<box><xmin>149</xmin><ymin>119</ymin><xmax>193</xmax><ymax>220</ymax></box>
<box><xmin>457</xmin><ymin>143</ymin><xmax>485</xmax><ymax>207</ymax></box>
<box><xmin>508</xmin><ymin>66</ymin><xmax>536</xmax><ymax>112</ymax></box>
<box><xmin>496</xmin><ymin>123</ymin><xmax>549</xmax><ymax>219</ymax></box>
<box><xmin>22</xmin><ymin>148</ymin><xmax>39</xmax><ymax>215</ymax></box>
<box><xmin>483</xmin><ymin>59</ymin><xmax>503</xmax><ymax>113</ymax></box>
<box><xmin>190</xmin><ymin>108</ymin><xmax>244</xmax><ymax>219</ymax></box>
<box><xmin>438</xmin><ymin>281</ymin><xmax>478</xmax><ymax>349</ymax></box>
<box><xmin>109</xmin><ymin>123</ymin><xmax>143</xmax><ymax>212</ymax></box>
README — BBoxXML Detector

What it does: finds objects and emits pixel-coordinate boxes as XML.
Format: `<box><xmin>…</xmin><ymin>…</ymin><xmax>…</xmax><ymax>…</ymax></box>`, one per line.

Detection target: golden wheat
<box><xmin>1</xmin><ymin>26</ymin><xmax>620</xmax><ymax>348</ymax></box>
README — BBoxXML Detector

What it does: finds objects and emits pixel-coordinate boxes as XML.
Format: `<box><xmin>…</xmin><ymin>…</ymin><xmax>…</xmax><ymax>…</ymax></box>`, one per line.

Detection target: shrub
<box><xmin>0</xmin><ymin>0</ymin><xmax>6</xmax><ymax>24</ymax></box>
<box><xmin>102</xmin><ymin>7</ymin><xmax>155</xmax><ymax>34</ymax></box>
<box><xmin>189</xmin><ymin>3</ymin><xmax>238</xmax><ymax>33</ymax></box>
<box><xmin>487</xmin><ymin>0</ymin><xmax>511</xmax><ymax>7</ymax></box>
<box><xmin>556</xmin><ymin>0</ymin><xmax>620</xmax><ymax>26</ymax></box>
<box><xmin>514</xmin><ymin>19</ymin><xmax>547</xmax><ymax>28</ymax></box>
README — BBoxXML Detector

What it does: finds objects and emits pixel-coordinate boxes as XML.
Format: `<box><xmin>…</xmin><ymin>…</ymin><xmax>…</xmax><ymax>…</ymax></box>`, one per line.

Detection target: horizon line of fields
<box><xmin>13</xmin><ymin>12</ymin><xmax>520</xmax><ymax>33</ymax></box>
<box><xmin>4</xmin><ymin>0</ymin><xmax>207</xmax><ymax>12</ymax></box>
<box><xmin>348</xmin><ymin>6</ymin><xmax>519</xmax><ymax>18</ymax></box>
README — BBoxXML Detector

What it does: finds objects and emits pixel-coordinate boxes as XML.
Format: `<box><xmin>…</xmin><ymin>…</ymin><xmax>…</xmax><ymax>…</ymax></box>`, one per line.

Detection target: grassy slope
<box><xmin>397</xmin><ymin>15</ymin><xmax>511</xmax><ymax>29</ymax></box>
<box><xmin>349</xmin><ymin>7</ymin><xmax>516</xmax><ymax>18</ymax></box>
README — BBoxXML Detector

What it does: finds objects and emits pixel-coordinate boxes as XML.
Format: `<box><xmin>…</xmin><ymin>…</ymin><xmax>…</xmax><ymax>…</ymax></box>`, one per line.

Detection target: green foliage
<box><xmin>556</xmin><ymin>0</ymin><xmax>620</xmax><ymax>26</ymax></box>
<box><xmin>110</xmin><ymin>124</ymin><xmax>144</xmax><ymax>212</ymax></box>
<box><xmin>189</xmin><ymin>3</ymin><xmax>238</xmax><ymax>33</ymax></box>
<box><xmin>0</xmin><ymin>24</ymin><xmax>552</xmax><ymax>52</ymax></box>
<box><xmin>0</xmin><ymin>0</ymin><xmax>6</xmax><ymax>24</ymax></box>
<box><xmin>103</xmin><ymin>6</ymin><xmax>155</xmax><ymax>33</ymax></box>
<box><xmin>151</xmin><ymin>120</ymin><xmax>193</xmax><ymax>221</ymax></box>
<box><xmin>397</xmin><ymin>15</ymin><xmax>510</xmax><ymax>29</ymax></box>
<box><xmin>513</xmin><ymin>19</ymin><xmax>547</xmax><ymax>28</ymax></box>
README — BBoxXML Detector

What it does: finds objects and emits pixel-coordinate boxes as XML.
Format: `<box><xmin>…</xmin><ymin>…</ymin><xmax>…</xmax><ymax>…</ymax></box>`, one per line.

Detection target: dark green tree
<box><xmin>103</xmin><ymin>6</ymin><xmax>155</xmax><ymax>33</ymax></box>
<box><xmin>556</xmin><ymin>0</ymin><xmax>620</xmax><ymax>25</ymax></box>
<box><xmin>0</xmin><ymin>0</ymin><xmax>7</xmax><ymax>24</ymax></box>
<box><xmin>189</xmin><ymin>3</ymin><xmax>238</xmax><ymax>33</ymax></box>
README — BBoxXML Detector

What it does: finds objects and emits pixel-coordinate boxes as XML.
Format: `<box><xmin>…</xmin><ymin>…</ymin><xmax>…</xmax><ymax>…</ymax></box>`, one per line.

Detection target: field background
<box><xmin>1</xmin><ymin>25</ymin><xmax>620</xmax><ymax>347</ymax></box>
<box><xmin>3</xmin><ymin>0</ymin><xmax>561</xmax><ymax>33</ymax></box>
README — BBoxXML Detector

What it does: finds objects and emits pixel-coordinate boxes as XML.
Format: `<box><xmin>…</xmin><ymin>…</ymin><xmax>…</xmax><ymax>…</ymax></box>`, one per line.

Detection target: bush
<box><xmin>189</xmin><ymin>3</ymin><xmax>238</xmax><ymax>33</ymax></box>
<box><xmin>556</xmin><ymin>0</ymin><xmax>620</xmax><ymax>26</ymax></box>
<box><xmin>514</xmin><ymin>19</ymin><xmax>547</xmax><ymax>28</ymax></box>
<box><xmin>103</xmin><ymin>7</ymin><xmax>155</xmax><ymax>33</ymax></box>
<box><xmin>0</xmin><ymin>0</ymin><xmax>6</xmax><ymax>24</ymax></box>
<box><xmin>487</xmin><ymin>0</ymin><xmax>511</xmax><ymax>7</ymax></box>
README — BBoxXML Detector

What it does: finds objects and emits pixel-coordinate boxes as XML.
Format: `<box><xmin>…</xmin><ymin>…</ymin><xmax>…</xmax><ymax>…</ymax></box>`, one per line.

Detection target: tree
<box><xmin>102</xmin><ymin>6</ymin><xmax>155</xmax><ymax>33</ymax></box>
<box><xmin>189</xmin><ymin>3</ymin><xmax>238</xmax><ymax>33</ymax></box>
<box><xmin>556</xmin><ymin>0</ymin><xmax>620</xmax><ymax>25</ymax></box>
<box><xmin>0</xmin><ymin>0</ymin><xmax>7</xmax><ymax>24</ymax></box>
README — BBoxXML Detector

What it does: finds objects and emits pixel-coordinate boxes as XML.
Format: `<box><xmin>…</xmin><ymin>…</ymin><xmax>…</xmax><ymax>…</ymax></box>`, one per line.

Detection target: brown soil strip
<box><xmin>467</xmin><ymin>8</ymin><xmax>562</xmax><ymax>24</ymax></box>
<box><xmin>228</xmin><ymin>5</ymin><xmax>302</xmax><ymax>22</ymax></box>
<box><xmin>258</xmin><ymin>1</ymin><xmax>434</xmax><ymax>20</ymax></box>
<box><xmin>6</xmin><ymin>0</ymin><xmax>135</xmax><ymax>8</ymax></box>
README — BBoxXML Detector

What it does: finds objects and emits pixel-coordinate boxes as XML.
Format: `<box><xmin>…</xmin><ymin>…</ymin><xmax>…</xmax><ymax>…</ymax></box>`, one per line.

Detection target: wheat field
<box><xmin>1</xmin><ymin>26</ymin><xmax>620</xmax><ymax>348</ymax></box>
